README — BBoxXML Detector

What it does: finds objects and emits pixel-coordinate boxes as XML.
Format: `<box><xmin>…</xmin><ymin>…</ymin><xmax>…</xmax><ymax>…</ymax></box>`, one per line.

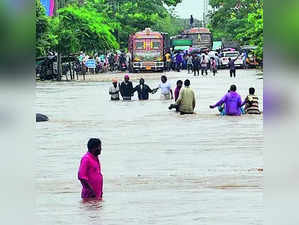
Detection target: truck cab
<box><xmin>129</xmin><ymin>28</ymin><xmax>165</xmax><ymax>72</ymax></box>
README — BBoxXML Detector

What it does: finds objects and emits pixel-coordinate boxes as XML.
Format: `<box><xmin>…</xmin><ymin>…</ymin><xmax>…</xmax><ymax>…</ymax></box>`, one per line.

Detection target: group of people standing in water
<box><xmin>109</xmin><ymin>74</ymin><xmax>261</xmax><ymax>116</ymax></box>
<box><xmin>78</xmin><ymin>74</ymin><xmax>261</xmax><ymax>201</ymax></box>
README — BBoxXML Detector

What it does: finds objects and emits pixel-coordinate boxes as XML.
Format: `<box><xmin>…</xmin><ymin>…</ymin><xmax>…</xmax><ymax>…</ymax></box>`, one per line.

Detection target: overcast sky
<box><xmin>174</xmin><ymin>0</ymin><xmax>205</xmax><ymax>20</ymax></box>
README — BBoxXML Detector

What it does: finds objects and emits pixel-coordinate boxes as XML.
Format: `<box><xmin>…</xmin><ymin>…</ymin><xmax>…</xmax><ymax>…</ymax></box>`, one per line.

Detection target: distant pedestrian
<box><xmin>126</xmin><ymin>51</ymin><xmax>131</xmax><ymax>68</ymax></box>
<box><xmin>186</xmin><ymin>55</ymin><xmax>193</xmax><ymax>74</ymax></box>
<box><xmin>78</xmin><ymin>138</ymin><xmax>103</xmax><ymax>200</ymax></box>
<box><xmin>228</xmin><ymin>54</ymin><xmax>239</xmax><ymax>77</ymax></box>
<box><xmin>120</xmin><ymin>75</ymin><xmax>134</xmax><ymax>100</ymax></box>
<box><xmin>200</xmin><ymin>55</ymin><xmax>209</xmax><ymax>76</ymax></box>
<box><xmin>215</xmin><ymin>53</ymin><xmax>220</xmax><ymax>70</ymax></box>
<box><xmin>193</xmin><ymin>55</ymin><xmax>200</xmax><ymax>76</ymax></box>
<box><xmin>171</xmin><ymin>54</ymin><xmax>176</xmax><ymax>71</ymax></box>
<box><xmin>210</xmin><ymin>57</ymin><xmax>217</xmax><ymax>76</ymax></box>
<box><xmin>190</xmin><ymin>15</ymin><xmax>194</xmax><ymax>28</ymax></box>
<box><xmin>241</xmin><ymin>51</ymin><xmax>247</xmax><ymax>69</ymax></box>
<box><xmin>158</xmin><ymin>75</ymin><xmax>173</xmax><ymax>100</ymax></box>
<box><xmin>109</xmin><ymin>78</ymin><xmax>120</xmax><ymax>101</ymax></box>
<box><xmin>165</xmin><ymin>52</ymin><xmax>171</xmax><ymax>72</ymax></box>
<box><xmin>176</xmin><ymin>53</ymin><xmax>183</xmax><ymax>72</ymax></box>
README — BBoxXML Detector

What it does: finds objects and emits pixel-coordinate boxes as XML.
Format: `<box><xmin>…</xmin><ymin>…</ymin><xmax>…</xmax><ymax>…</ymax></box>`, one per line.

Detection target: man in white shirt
<box><xmin>109</xmin><ymin>79</ymin><xmax>120</xmax><ymax>101</ymax></box>
<box><xmin>158</xmin><ymin>75</ymin><xmax>173</xmax><ymax>100</ymax></box>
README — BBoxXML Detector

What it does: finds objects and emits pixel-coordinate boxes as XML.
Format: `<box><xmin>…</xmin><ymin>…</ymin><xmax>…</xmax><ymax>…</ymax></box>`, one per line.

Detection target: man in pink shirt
<box><xmin>78</xmin><ymin>138</ymin><xmax>103</xmax><ymax>200</ymax></box>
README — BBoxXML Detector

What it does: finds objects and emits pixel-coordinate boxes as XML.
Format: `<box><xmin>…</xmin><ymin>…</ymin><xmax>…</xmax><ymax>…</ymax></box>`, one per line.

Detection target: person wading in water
<box><xmin>209</xmin><ymin>84</ymin><xmax>243</xmax><ymax>116</ymax></box>
<box><xmin>241</xmin><ymin>87</ymin><xmax>261</xmax><ymax>114</ymax></box>
<box><xmin>132</xmin><ymin>78</ymin><xmax>157</xmax><ymax>100</ymax></box>
<box><xmin>120</xmin><ymin>75</ymin><xmax>134</xmax><ymax>100</ymax></box>
<box><xmin>78</xmin><ymin>138</ymin><xmax>103</xmax><ymax>200</ymax></box>
<box><xmin>169</xmin><ymin>79</ymin><xmax>196</xmax><ymax>115</ymax></box>
<box><xmin>109</xmin><ymin>78</ymin><xmax>120</xmax><ymax>101</ymax></box>
<box><xmin>157</xmin><ymin>75</ymin><xmax>173</xmax><ymax>100</ymax></box>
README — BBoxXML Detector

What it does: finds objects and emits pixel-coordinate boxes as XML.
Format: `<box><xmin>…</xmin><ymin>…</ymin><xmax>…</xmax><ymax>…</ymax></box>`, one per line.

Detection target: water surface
<box><xmin>36</xmin><ymin>70</ymin><xmax>263</xmax><ymax>225</ymax></box>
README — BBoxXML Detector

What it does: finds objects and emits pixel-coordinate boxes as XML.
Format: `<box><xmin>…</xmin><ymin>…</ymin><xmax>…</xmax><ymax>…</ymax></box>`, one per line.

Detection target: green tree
<box><xmin>36</xmin><ymin>0</ymin><xmax>51</xmax><ymax>57</ymax></box>
<box><xmin>208</xmin><ymin>0</ymin><xmax>263</xmax><ymax>59</ymax></box>
<box><xmin>37</xmin><ymin>0</ymin><xmax>184</xmax><ymax>56</ymax></box>
<box><xmin>50</xmin><ymin>3</ymin><xmax>119</xmax><ymax>56</ymax></box>
<box><xmin>104</xmin><ymin>0</ymin><xmax>183</xmax><ymax>49</ymax></box>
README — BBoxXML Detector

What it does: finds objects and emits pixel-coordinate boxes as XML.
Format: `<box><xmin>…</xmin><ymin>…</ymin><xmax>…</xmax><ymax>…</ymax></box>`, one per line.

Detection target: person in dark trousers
<box><xmin>132</xmin><ymin>78</ymin><xmax>157</xmax><ymax>100</ymax></box>
<box><xmin>186</xmin><ymin>54</ymin><xmax>193</xmax><ymax>74</ymax></box>
<box><xmin>176</xmin><ymin>53</ymin><xmax>183</xmax><ymax>72</ymax></box>
<box><xmin>210</xmin><ymin>57</ymin><xmax>217</xmax><ymax>76</ymax></box>
<box><xmin>120</xmin><ymin>75</ymin><xmax>134</xmax><ymax>100</ymax></box>
<box><xmin>200</xmin><ymin>54</ymin><xmax>208</xmax><ymax>76</ymax></box>
<box><xmin>193</xmin><ymin>55</ymin><xmax>200</xmax><ymax>76</ymax></box>
<box><xmin>108</xmin><ymin>53</ymin><xmax>115</xmax><ymax>72</ymax></box>
<box><xmin>190</xmin><ymin>15</ymin><xmax>194</xmax><ymax>28</ymax></box>
<box><xmin>228</xmin><ymin>54</ymin><xmax>239</xmax><ymax>77</ymax></box>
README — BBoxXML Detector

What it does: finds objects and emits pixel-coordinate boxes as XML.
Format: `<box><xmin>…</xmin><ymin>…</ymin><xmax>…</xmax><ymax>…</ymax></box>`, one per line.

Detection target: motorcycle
<box><xmin>119</xmin><ymin>63</ymin><xmax>127</xmax><ymax>72</ymax></box>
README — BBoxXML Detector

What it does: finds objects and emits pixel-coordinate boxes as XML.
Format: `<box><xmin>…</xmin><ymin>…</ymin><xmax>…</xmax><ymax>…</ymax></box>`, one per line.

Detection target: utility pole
<box><xmin>203</xmin><ymin>0</ymin><xmax>209</xmax><ymax>27</ymax></box>
<box><xmin>54</xmin><ymin>0</ymin><xmax>63</xmax><ymax>80</ymax></box>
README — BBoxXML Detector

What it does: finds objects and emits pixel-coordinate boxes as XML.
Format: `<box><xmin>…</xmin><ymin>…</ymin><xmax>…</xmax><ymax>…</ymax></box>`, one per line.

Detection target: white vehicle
<box><xmin>220</xmin><ymin>51</ymin><xmax>243</xmax><ymax>68</ymax></box>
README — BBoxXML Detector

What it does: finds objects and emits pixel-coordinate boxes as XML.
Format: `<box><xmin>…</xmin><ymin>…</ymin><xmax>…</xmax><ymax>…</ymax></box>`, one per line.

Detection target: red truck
<box><xmin>128</xmin><ymin>28</ymin><xmax>169</xmax><ymax>72</ymax></box>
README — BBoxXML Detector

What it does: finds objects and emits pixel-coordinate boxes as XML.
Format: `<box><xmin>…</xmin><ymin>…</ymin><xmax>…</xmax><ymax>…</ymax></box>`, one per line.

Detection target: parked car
<box><xmin>220</xmin><ymin>51</ymin><xmax>243</xmax><ymax>68</ymax></box>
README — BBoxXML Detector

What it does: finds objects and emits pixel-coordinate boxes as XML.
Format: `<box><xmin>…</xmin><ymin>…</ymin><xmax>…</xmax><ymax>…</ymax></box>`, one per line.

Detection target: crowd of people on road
<box><xmin>108</xmin><ymin>74</ymin><xmax>261</xmax><ymax>116</ymax></box>
<box><xmin>77</xmin><ymin>48</ymin><xmax>246</xmax><ymax>78</ymax></box>
<box><xmin>164</xmin><ymin>50</ymin><xmax>242</xmax><ymax>78</ymax></box>
<box><xmin>78</xmin><ymin>51</ymin><xmax>131</xmax><ymax>74</ymax></box>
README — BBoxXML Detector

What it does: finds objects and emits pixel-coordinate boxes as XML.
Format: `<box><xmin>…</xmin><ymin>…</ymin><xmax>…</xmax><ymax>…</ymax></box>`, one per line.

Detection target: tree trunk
<box><xmin>57</xmin><ymin>52</ymin><xmax>62</xmax><ymax>81</ymax></box>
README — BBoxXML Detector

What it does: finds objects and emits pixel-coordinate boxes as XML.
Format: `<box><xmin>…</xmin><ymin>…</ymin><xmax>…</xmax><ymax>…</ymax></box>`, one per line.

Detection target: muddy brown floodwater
<box><xmin>36</xmin><ymin>69</ymin><xmax>263</xmax><ymax>225</ymax></box>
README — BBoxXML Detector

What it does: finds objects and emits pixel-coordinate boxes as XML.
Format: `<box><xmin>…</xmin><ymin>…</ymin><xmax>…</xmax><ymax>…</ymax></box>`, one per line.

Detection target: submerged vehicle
<box><xmin>128</xmin><ymin>28</ymin><xmax>170</xmax><ymax>72</ymax></box>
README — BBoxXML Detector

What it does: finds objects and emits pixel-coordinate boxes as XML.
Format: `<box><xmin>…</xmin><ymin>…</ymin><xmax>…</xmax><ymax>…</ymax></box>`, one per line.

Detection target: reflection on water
<box><xmin>36</xmin><ymin>70</ymin><xmax>263</xmax><ymax>225</ymax></box>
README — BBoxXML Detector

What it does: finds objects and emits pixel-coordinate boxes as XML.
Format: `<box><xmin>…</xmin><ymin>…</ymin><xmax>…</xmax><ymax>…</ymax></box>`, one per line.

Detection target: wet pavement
<box><xmin>36</xmin><ymin>69</ymin><xmax>263</xmax><ymax>225</ymax></box>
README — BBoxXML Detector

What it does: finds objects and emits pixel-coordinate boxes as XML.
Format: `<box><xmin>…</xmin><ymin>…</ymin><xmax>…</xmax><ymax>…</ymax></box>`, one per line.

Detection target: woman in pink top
<box><xmin>78</xmin><ymin>138</ymin><xmax>103</xmax><ymax>200</ymax></box>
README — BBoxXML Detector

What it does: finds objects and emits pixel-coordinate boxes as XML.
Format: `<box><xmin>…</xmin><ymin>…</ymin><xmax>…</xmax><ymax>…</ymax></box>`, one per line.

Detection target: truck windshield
<box><xmin>136</xmin><ymin>41</ymin><xmax>145</xmax><ymax>50</ymax></box>
<box><xmin>200</xmin><ymin>34</ymin><xmax>211</xmax><ymax>41</ymax></box>
<box><xmin>152</xmin><ymin>41</ymin><xmax>160</xmax><ymax>49</ymax></box>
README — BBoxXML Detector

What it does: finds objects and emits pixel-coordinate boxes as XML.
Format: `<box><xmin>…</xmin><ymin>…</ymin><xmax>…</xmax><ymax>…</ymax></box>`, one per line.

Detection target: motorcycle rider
<box><xmin>119</xmin><ymin>52</ymin><xmax>127</xmax><ymax>71</ymax></box>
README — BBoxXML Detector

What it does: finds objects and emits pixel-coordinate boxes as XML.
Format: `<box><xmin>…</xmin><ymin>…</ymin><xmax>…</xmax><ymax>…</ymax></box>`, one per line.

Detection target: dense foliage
<box><xmin>36</xmin><ymin>0</ymin><xmax>186</xmax><ymax>57</ymax></box>
<box><xmin>208</xmin><ymin>0</ymin><xmax>263</xmax><ymax>59</ymax></box>
<box><xmin>36</xmin><ymin>0</ymin><xmax>52</xmax><ymax>57</ymax></box>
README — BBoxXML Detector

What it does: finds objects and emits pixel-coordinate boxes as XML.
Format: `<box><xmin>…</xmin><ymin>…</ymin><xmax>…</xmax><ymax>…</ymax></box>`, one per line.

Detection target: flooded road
<box><xmin>36</xmin><ymin>69</ymin><xmax>263</xmax><ymax>225</ymax></box>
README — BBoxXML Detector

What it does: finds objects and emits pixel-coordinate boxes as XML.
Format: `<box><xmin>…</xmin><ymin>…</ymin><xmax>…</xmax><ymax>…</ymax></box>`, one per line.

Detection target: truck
<box><xmin>128</xmin><ymin>28</ymin><xmax>169</xmax><ymax>72</ymax></box>
<box><xmin>170</xmin><ymin>27</ymin><xmax>213</xmax><ymax>52</ymax></box>
<box><xmin>182</xmin><ymin>27</ymin><xmax>213</xmax><ymax>50</ymax></box>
